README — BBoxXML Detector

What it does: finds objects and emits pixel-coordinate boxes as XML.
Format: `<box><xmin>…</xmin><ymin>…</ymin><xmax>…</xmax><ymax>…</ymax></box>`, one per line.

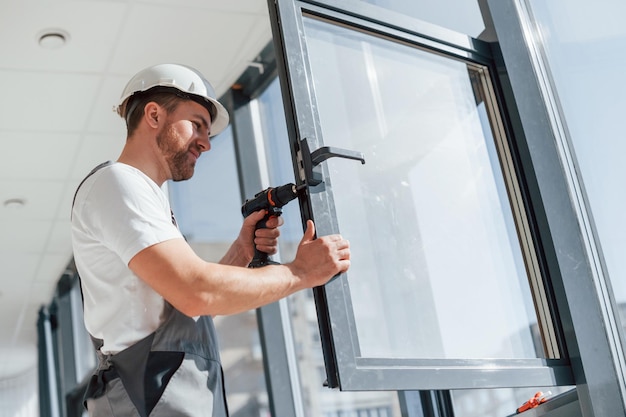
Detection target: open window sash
<box><xmin>268</xmin><ymin>0</ymin><xmax>573</xmax><ymax>391</ymax></box>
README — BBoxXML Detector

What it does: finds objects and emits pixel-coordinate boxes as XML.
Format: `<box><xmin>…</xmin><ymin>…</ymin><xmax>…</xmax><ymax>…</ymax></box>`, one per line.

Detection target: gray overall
<box><xmin>74</xmin><ymin>162</ymin><xmax>229</xmax><ymax>416</ymax></box>
<box><xmin>83</xmin><ymin>303</ymin><xmax>229</xmax><ymax>417</ymax></box>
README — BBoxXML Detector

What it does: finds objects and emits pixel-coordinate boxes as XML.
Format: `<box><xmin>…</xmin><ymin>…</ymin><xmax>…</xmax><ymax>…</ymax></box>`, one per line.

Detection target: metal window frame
<box><xmin>268</xmin><ymin>0</ymin><xmax>575</xmax><ymax>391</ymax></box>
<box><xmin>228</xmin><ymin>86</ymin><xmax>305</xmax><ymax>417</ymax></box>
<box><xmin>487</xmin><ymin>0</ymin><xmax>626</xmax><ymax>415</ymax></box>
<box><xmin>37</xmin><ymin>306</ymin><xmax>62</xmax><ymax>417</ymax></box>
<box><xmin>38</xmin><ymin>268</ymin><xmax>96</xmax><ymax>417</ymax></box>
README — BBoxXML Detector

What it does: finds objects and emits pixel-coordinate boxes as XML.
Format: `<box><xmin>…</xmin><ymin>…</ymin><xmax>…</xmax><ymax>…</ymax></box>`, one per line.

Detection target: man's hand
<box><xmin>288</xmin><ymin>220</ymin><xmax>351</xmax><ymax>289</ymax></box>
<box><xmin>222</xmin><ymin>210</ymin><xmax>284</xmax><ymax>266</ymax></box>
<box><xmin>251</xmin><ymin>211</ymin><xmax>284</xmax><ymax>255</ymax></box>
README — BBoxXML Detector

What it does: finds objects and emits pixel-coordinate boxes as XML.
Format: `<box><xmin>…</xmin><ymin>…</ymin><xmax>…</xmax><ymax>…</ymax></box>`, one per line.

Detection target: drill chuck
<box><xmin>241</xmin><ymin>183</ymin><xmax>299</xmax><ymax>218</ymax></box>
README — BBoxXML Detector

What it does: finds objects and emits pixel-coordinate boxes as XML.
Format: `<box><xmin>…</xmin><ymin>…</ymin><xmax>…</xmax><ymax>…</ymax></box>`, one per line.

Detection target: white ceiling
<box><xmin>0</xmin><ymin>0</ymin><xmax>272</xmax><ymax>380</ymax></box>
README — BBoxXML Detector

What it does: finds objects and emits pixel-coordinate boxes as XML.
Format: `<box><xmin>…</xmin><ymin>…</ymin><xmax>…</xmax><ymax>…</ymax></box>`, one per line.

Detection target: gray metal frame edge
<box><xmin>487</xmin><ymin>0</ymin><xmax>626</xmax><ymax>415</ymax></box>
<box><xmin>230</xmin><ymin>91</ymin><xmax>302</xmax><ymax>417</ymax></box>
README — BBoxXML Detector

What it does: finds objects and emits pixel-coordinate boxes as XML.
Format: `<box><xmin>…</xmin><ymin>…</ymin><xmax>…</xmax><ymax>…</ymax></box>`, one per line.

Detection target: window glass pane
<box><xmin>257</xmin><ymin>78</ymin><xmax>402</xmax><ymax>417</ymax></box>
<box><xmin>302</xmin><ymin>16</ymin><xmax>541</xmax><ymax>359</ymax></box>
<box><xmin>168</xmin><ymin>128</ymin><xmax>270</xmax><ymax>415</ymax></box>
<box><xmin>358</xmin><ymin>0</ymin><xmax>485</xmax><ymax>37</ymax></box>
<box><xmin>527</xmin><ymin>0</ymin><xmax>626</xmax><ymax>338</ymax></box>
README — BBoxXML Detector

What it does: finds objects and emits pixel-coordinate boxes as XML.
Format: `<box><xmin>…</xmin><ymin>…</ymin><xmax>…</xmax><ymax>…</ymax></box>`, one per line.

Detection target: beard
<box><xmin>156</xmin><ymin>123</ymin><xmax>197</xmax><ymax>181</ymax></box>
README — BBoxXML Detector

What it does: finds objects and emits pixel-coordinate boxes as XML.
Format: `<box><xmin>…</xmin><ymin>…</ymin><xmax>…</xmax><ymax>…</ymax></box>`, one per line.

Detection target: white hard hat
<box><xmin>116</xmin><ymin>63</ymin><xmax>229</xmax><ymax>137</ymax></box>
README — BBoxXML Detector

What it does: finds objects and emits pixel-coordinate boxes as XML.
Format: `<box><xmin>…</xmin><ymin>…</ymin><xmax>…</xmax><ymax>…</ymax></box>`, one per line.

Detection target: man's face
<box><xmin>156</xmin><ymin>100</ymin><xmax>212</xmax><ymax>181</ymax></box>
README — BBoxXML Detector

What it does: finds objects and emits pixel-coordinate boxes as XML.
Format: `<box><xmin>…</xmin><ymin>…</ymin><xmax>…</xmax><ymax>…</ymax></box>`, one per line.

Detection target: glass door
<box><xmin>268</xmin><ymin>0</ymin><xmax>573</xmax><ymax>390</ymax></box>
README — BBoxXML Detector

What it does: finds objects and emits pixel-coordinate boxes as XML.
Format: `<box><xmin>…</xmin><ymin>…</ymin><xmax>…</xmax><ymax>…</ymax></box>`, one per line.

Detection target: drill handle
<box><xmin>248</xmin><ymin>207</ymin><xmax>283</xmax><ymax>268</ymax></box>
<box><xmin>250</xmin><ymin>247</ymin><xmax>272</xmax><ymax>268</ymax></box>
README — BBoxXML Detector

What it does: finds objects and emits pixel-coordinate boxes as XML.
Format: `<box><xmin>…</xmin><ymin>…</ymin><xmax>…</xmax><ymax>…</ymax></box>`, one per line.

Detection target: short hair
<box><xmin>124</xmin><ymin>91</ymin><xmax>186</xmax><ymax>136</ymax></box>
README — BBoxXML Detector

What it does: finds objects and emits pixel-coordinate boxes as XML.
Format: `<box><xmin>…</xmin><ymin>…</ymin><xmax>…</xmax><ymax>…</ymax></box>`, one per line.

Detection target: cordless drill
<box><xmin>241</xmin><ymin>183</ymin><xmax>302</xmax><ymax>268</ymax></box>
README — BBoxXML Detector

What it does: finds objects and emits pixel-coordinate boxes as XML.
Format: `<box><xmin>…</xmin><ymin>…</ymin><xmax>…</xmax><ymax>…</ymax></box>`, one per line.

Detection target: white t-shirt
<box><xmin>71</xmin><ymin>162</ymin><xmax>183</xmax><ymax>353</ymax></box>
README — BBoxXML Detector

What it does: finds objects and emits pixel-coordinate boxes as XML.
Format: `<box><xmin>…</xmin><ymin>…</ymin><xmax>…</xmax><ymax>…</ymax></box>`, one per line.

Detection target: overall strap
<box><xmin>71</xmin><ymin>160</ymin><xmax>113</xmax><ymax>214</ymax></box>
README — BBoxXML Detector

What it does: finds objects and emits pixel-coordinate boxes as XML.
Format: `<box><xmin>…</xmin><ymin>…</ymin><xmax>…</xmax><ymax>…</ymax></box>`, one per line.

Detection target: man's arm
<box><xmin>128</xmin><ymin>220</ymin><xmax>350</xmax><ymax>317</ymax></box>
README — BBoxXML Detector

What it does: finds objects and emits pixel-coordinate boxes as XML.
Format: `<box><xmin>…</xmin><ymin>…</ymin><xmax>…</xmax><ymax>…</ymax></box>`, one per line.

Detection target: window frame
<box><xmin>268</xmin><ymin>0</ymin><xmax>574</xmax><ymax>391</ymax></box>
<box><xmin>487</xmin><ymin>0</ymin><xmax>626</xmax><ymax>414</ymax></box>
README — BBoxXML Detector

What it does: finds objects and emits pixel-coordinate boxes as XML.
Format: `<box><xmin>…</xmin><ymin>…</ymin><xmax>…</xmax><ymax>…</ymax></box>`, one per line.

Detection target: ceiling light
<box><xmin>37</xmin><ymin>29</ymin><xmax>69</xmax><ymax>49</ymax></box>
<box><xmin>3</xmin><ymin>198</ymin><xmax>26</xmax><ymax>209</ymax></box>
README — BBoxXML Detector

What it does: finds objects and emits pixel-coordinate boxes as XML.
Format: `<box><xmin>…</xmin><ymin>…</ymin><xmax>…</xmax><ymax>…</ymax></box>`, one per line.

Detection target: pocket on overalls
<box><xmin>144</xmin><ymin>351</ymin><xmax>185</xmax><ymax>416</ymax></box>
<box><xmin>148</xmin><ymin>352</ymin><xmax>224</xmax><ymax>417</ymax></box>
<box><xmin>87</xmin><ymin>378</ymin><xmax>141</xmax><ymax>417</ymax></box>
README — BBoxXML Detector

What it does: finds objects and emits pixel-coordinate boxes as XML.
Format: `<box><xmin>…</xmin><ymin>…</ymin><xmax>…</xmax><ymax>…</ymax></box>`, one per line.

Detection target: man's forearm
<box><xmin>219</xmin><ymin>238</ymin><xmax>252</xmax><ymax>267</ymax></box>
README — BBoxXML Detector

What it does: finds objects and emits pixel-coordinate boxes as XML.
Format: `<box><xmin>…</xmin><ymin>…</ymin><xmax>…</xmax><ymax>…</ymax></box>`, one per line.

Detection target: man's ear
<box><xmin>144</xmin><ymin>102</ymin><xmax>161</xmax><ymax>128</ymax></box>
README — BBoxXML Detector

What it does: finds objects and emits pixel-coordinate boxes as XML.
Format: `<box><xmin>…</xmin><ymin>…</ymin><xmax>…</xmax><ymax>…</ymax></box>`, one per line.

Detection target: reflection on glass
<box><xmin>303</xmin><ymin>16</ymin><xmax>541</xmax><ymax>359</ymax></box>
<box><xmin>258</xmin><ymin>79</ymin><xmax>402</xmax><ymax>417</ymax></box>
<box><xmin>358</xmin><ymin>0</ymin><xmax>485</xmax><ymax>37</ymax></box>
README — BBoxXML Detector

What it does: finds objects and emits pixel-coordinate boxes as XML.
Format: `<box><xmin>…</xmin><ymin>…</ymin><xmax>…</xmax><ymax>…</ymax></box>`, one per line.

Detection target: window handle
<box><xmin>311</xmin><ymin>146</ymin><xmax>366</xmax><ymax>166</ymax></box>
<box><xmin>300</xmin><ymin>138</ymin><xmax>365</xmax><ymax>186</ymax></box>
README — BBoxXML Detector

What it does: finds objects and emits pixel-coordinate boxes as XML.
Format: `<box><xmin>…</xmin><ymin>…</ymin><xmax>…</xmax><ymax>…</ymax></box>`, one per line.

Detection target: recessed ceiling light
<box><xmin>37</xmin><ymin>29</ymin><xmax>69</xmax><ymax>49</ymax></box>
<box><xmin>3</xmin><ymin>198</ymin><xmax>26</xmax><ymax>209</ymax></box>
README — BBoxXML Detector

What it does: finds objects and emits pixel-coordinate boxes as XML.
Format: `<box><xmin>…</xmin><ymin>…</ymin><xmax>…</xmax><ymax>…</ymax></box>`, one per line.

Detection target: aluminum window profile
<box><xmin>487</xmin><ymin>0</ymin><xmax>626</xmax><ymax>414</ymax></box>
<box><xmin>269</xmin><ymin>0</ymin><xmax>575</xmax><ymax>391</ymax></box>
<box><xmin>469</xmin><ymin>64</ymin><xmax>560</xmax><ymax>360</ymax></box>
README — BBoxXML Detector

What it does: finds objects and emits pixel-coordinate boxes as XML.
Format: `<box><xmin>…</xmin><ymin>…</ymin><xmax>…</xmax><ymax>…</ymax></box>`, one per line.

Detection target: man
<box><xmin>71</xmin><ymin>63</ymin><xmax>351</xmax><ymax>417</ymax></box>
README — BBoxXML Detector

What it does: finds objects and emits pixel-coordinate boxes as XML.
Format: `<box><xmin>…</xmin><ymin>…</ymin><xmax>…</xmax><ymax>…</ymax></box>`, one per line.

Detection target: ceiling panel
<box><xmin>131</xmin><ymin>0</ymin><xmax>267</xmax><ymax>13</ymax></box>
<box><xmin>213</xmin><ymin>17</ymin><xmax>273</xmax><ymax>93</ymax></box>
<box><xmin>85</xmin><ymin>74</ymin><xmax>136</xmax><ymax>135</ymax></box>
<box><xmin>108</xmin><ymin>4</ymin><xmax>269</xmax><ymax>94</ymax></box>
<box><xmin>32</xmin><ymin>254</ymin><xmax>73</xmax><ymax>286</ymax></box>
<box><xmin>0</xmin><ymin>253</ymin><xmax>39</xmax><ymax>297</ymax></box>
<box><xmin>45</xmin><ymin>220</ymin><xmax>73</xmax><ymax>254</ymax></box>
<box><xmin>0</xmin><ymin>1</ymin><xmax>127</xmax><ymax>72</ymax></box>
<box><xmin>0</xmin><ymin>181</ymin><xmax>67</xmax><ymax>220</ymax></box>
<box><xmin>53</xmin><ymin>182</ymin><xmax>86</xmax><ymax>223</ymax></box>
<box><xmin>0</xmin><ymin>219</ymin><xmax>53</xmax><ymax>253</ymax></box>
<box><xmin>69</xmin><ymin>133</ymin><xmax>126</xmax><ymax>181</ymax></box>
<box><xmin>0</xmin><ymin>71</ymin><xmax>102</xmax><ymax>132</ymax></box>
<box><xmin>0</xmin><ymin>132</ymin><xmax>82</xmax><ymax>181</ymax></box>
